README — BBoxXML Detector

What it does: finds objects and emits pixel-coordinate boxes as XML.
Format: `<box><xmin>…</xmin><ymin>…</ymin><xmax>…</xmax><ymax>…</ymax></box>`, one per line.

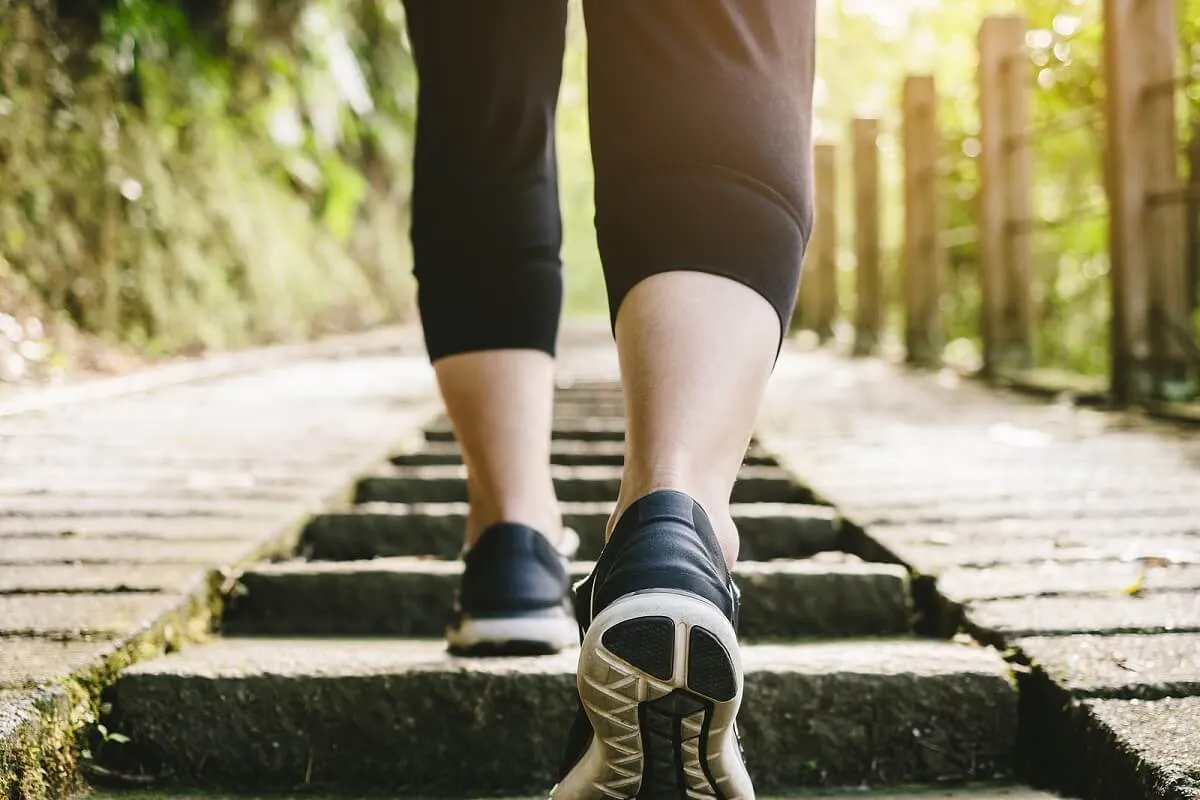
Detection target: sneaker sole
<box><xmin>446</xmin><ymin>608</ymin><xmax>578</xmax><ymax>657</ymax></box>
<box><xmin>553</xmin><ymin>590</ymin><xmax>754</xmax><ymax>800</ymax></box>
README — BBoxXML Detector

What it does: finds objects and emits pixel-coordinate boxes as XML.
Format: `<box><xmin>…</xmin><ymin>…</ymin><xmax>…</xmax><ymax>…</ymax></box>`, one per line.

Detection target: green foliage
<box><xmin>1013</xmin><ymin>0</ymin><xmax>1110</xmax><ymax>374</ymax></box>
<box><xmin>559</xmin><ymin>2</ymin><xmax>606</xmax><ymax>318</ymax></box>
<box><xmin>5</xmin><ymin>0</ymin><xmax>1196</xmax><ymax>361</ymax></box>
<box><xmin>0</xmin><ymin>0</ymin><xmax>418</xmax><ymax>357</ymax></box>
<box><xmin>823</xmin><ymin>0</ymin><xmax>1200</xmax><ymax>376</ymax></box>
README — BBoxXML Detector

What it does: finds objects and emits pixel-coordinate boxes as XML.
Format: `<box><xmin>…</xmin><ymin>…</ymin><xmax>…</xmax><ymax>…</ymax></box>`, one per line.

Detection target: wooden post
<box><xmin>793</xmin><ymin>247</ymin><xmax>818</xmax><ymax>335</ymax></box>
<box><xmin>1143</xmin><ymin>3</ymin><xmax>1191</xmax><ymax>398</ymax></box>
<box><xmin>795</xmin><ymin>144</ymin><xmax>838</xmax><ymax>338</ymax></box>
<box><xmin>902</xmin><ymin>75</ymin><xmax>943</xmax><ymax>365</ymax></box>
<box><xmin>852</xmin><ymin>118</ymin><xmax>882</xmax><ymax>356</ymax></box>
<box><xmin>813</xmin><ymin>142</ymin><xmax>838</xmax><ymax>340</ymax></box>
<box><xmin>977</xmin><ymin>15</ymin><xmax>1034</xmax><ymax>374</ymax></box>
<box><xmin>1187</xmin><ymin>123</ymin><xmax>1200</xmax><ymax>323</ymax></box>
<box><xmin>1104</xmin><ymin>0</ymin><xmax>1189</xmax><ymax>403</ymax></box>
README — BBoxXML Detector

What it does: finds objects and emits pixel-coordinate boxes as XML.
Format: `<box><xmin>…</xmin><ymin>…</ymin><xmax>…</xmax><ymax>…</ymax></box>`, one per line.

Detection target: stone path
<box><xmin>758</xmin><ymin>348</ymin><xmax>1200</xmax><ymax>800</ymax></box>
<box><xmin>105</xmin><ymin>377</ymin><xmax>1025</xmax><ymax>797</ymax></box>
<box><xmin>5</xmin><ymin>324</ymin><xmax>1195</xmax><ymax>799</ymax></box>
<box><xmin>88</xmin><ymin>791</ymin><xmax>1059</xmax><ymax>800</ymax></box>
<box><xmin>0</xmin><ymin>328</ymin><xmax>442</xmax><ymax>798</ymax></box>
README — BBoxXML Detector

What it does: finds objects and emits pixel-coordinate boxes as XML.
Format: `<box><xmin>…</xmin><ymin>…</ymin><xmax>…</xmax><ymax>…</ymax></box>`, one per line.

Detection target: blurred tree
<box><xmin>3</xmin><ymin>0</ymin><xmax>1195</xmax><ymax>365</ymax></box>
<box><xmin>817</xmin><ymin>0</ymin><xmax>1199</xmax><ymax>375</ymax></box>
<box><xmin>0</xmin><ymin>0</ymin><xmax>420</xmax><ymax>356</ymax></box>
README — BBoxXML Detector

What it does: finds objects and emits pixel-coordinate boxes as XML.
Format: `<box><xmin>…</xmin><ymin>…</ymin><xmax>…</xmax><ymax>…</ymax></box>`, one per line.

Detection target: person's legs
<box><xmin>554</xmin><ymin>2</ymin><xmax>816</xmax><ymax>796</ymax></box>
<box><xmin>611</xmin><ymin>273</ymin><xmax>780</xmax><ymax>568</ymax></box>
<box><xmin>434</xmin><ymin>352</ymin><xmax>561</xmax><ymax>546</ymax></box>
<box><xmin>588</xmin><ymin>1</ymin><xmax>817</xmax><ymax>565</ymax></box>
<box><xmin>404</xmin><ymin>0</ymin><xmax>576</xmax><ymax>655</ymax></box>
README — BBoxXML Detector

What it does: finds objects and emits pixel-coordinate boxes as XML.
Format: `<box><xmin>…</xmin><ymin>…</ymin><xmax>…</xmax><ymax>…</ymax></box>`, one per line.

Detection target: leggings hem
<box><xmin>600</xmin><ymin>170</ymin><xmax>811</xmax><ymax>352</ymax></box>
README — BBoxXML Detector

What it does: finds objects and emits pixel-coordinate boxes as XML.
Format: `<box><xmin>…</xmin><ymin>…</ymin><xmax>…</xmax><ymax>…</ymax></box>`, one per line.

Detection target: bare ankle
<box><xmin>465</xmin><ymin>481</ymin><xmax>562</xmax><ymax>549</ymax></box>
<box><xmin>703</xmin><ymin>506</ymin><xmax>740</xmax><ymax>570</ymax></box>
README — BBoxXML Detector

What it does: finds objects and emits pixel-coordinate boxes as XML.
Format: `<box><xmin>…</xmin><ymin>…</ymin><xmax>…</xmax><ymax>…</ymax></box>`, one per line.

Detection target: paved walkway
<box><xmin>0</xmin><ymin>323</ymin><xmax>623</xmax><ymax>797</ymax></box>
<box><xmin>87</xmin><ymin>791</ymin><xmax>1058</xmax><ymax>800</ymax></box>
<box><xmin>0</xmin><ymin>328</ymin><xmax>444</xmax><ymax>797</ymax></box>
<box><xmin>758</xmin><ymin>348</ymin><xmax>1200</xmax><ymax>800</ymax></box>
<box><xmin>1</xmin><ymin>324</ymin><xmax>1196</xmax><ymax>799</ymax></box>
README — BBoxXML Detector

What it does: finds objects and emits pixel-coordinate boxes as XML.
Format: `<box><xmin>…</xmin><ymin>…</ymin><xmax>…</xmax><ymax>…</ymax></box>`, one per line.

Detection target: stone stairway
<box><xmin>99</xmin><ymin>382</ymin><xmax>1030</xmax><ymax>797</ymax></box>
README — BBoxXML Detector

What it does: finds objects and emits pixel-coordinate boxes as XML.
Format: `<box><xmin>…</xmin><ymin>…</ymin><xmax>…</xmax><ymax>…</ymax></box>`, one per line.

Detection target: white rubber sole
<box><xmin>552</xmin><ymin>591</ymin><xmax>754</xmax><ymax>800</ymax></box>
<box><xmin>446</xmin><ymin>607</ymin><xmax>578</xmax><ymax>656</ymax></box>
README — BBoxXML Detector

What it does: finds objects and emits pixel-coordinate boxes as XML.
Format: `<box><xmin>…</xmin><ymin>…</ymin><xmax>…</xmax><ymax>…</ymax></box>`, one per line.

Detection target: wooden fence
<box><xmin>798</xmin><ymin>0</ymin><xmax>1200</xmax><ymax>411</ymax></box>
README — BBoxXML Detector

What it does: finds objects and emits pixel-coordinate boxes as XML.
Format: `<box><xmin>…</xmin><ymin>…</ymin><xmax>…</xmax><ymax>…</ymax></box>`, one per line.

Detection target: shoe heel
<box><xmin>563</xmin><ymin>590</ymin><xmax>754</xmax><ymax>800</ymax></box>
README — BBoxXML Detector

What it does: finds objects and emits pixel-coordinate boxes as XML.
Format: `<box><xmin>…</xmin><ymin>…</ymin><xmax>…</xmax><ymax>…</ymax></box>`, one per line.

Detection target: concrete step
<box><xmin>390</xmin><ymin>440</ymin><xmax>783</xmax><ymax>468</ymax></box>
<box><xmin>548</xmin><ymin>400</ymin><xmax>626</xmax><ymax>415</ymax></box>
<box><xmin>550</xmin><ymin>410</ymin><xmax>627</xmax><ymax>422</ymax></box>
<box><xmin>425</xmin><ymin>420</ymin><xmax>632</xmax><ymax>444</ymax></box>
<box><xmin>300</xmin><ymin>502</ymin><xmax>841</xmax><ymax>562</ymax></box>
<box><xmin>554</xmin><ymin>381</ymin><xmax>624</xmax><ymax>393</ymax></box>
<box><xmin>88</xmin><ymin>790</ymin><xmax>1065</xmax><ymax>800</ymax></box>
<box><xmin>110</xmin><ymin>638</ymin><xmax>1017</xmax><ymax>795</ymax></box>
<box><xmin>355</xmin><ymin>464</ymin><xmax>814</xmax><ymax>506</ymax></box>
<box><xmin>222</xmin><ymin>556</ymin><xmax>911</xmax><ymax>639</ymax></box>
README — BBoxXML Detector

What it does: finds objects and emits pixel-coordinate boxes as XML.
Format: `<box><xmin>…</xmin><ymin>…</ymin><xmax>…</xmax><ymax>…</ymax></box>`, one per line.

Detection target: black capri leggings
<box><xmin>404</xmin><ymin>0</ymin><xmax>817</xmax><ymax>361</ymax></box>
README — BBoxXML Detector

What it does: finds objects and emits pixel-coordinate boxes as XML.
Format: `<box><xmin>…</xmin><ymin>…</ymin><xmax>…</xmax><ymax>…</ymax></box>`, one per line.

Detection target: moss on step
<box><xmin>0</xmin><ymin>583</ymin><xmax>217</xmax><ymax>800</ymax></box>
<box><xmin>0</xmin><ymin>690</ymin><xmax>82</xmax><ymax>800</ymax></box>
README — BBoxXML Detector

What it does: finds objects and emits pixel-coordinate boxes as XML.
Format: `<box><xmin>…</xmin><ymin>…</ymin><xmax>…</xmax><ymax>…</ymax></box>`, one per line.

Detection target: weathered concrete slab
<box><xmin>391</xmin><ymin>440</ymin><xmax>781</xmax><ymax>468</ymax></box>
<box><xmin>0</xmin><ymin>564</ymin><xmax>205</xmax><ymax>594</ymax></box>
<box><xmin>0</xmin><ymin>516</ymin><xmax>279</xmax><ymax>540</ymax></box>
<box><xmin>301</xmin><ymin>502</ymin><xmax>840</xmax><ymax>562</ymax></box>
<box><xmin>223</xmin><ymin>557</ymin><xmax>910</xmax><ymax>639</ymax></box>
<box><xmin>1049</xmin><ymin>697</ymin><xmax>1200</xmax><ymax>800</ymax></box>
<box><xmin>1016</xmin><ymin>634</ymin><xmax>1200</xmax><ymax>701</ymax></box>
<box><xmin>0</xmin><ymin>447</ymin><xmax>364</xmax><ymax>470</ymax></box>
<box><xmin>0</xmin><ymin>537</ymin><xmax>252</xmax><ymax>565</ymax></box>
<box><xmin>873</xmin><ymin>535</ymin><xmax>1200</xmax><ymax>573</ymax></box>
<box><xmin>2</xmin><ymin>410</ymin><xmax>414</xmax><ymax>440</ymax></box>
<box><xmin>734</xmin><ymin>560</ymin><xmax>911</xmax><ymax>638</ymax></box>
<box><xmin>550</xmin><ymin>406</ymin><xmax>626</xmax><ymax>420</ymax></box>
<box><xmin>757</xmin><ymin>349</ymin><xmax>1200</xmax><ymax>800</ymax></box>
<box><xmin>850</xmin><ymin>517</ymin><xmax>1200</xmax><ymax>576</ymax></box>
<box><xmin>0</xmin><ymin>336</ymin><xmax>445</xmax><ymax>799</ymax></box>
<box><xmin>356</xmin><ymin>464</ymin><xmax>812</xmax><ymax>505</ymax></box>
<box><xmin>0</xmin><ymin>325</ymin><xmax>425</xmax><ymax>419</ymax></box>
<box><xmin>0</xmin><ymin>593</ymin><xmax>188</xmax><ymax>638</ymax></box>
<box><xmin>111</xmin><ymin>638</ymin><xmax>1015</xmax><ymax>794</ymax></box>
<box><xmin>0</xmin><ymin>482</ymin><xmax>315</xmax><ymax>504</ymax></box>
<box><xmin>968</xmin><ymin>593</ymin><xmax>1200</xmax><ymax>638</ymax></box>
<box><xmin>938</xmin><ymin>562</ymin><xmax>1200</xmax><ymax>602</ymax></box>
<box><xmin>425</xmin><ymin>420</ymin><xmax>628</xmax><ymax>443</ymax></box>
<box><xmin>0</xmin><ymin>472</ymin><xmax>333</xmax><ymax>500</ymax></box>
<box><xmin>392</xmin><ymin>441</ymin><xmax>627</xmax><ymax>467</ymax></box>
<box><xmin>841</xmin><ymin>497</ymin><xmax>1200</xmax><ymax>527</ymax></box>
<box><xmin>867</xmin><ymin>516</ymin><xmax>1200</xmax><ymax>547</ymax></box>
<box><xmin>0</xmin><ymin>691</ymin><xmax>37</xmax><ymax>748</ymax></box>
<box><xmin>0</xmin><ymin>496</ymin><xmax>307</xmax><ymax>520</ymax></box>
<box><xmin>85</xmin><ymin>790</ymin><xmax>1064</xmax><ymax>800</ymax></box>
<box><xmin>813</xmin><ymin>478</ymin><xmax>1200</xmax><ymax>509</ymax></box>
<box><xmin>424</xmin><ymin>416</ymin><xmax>765</xmax><ymax>451</ymax></box>
<box><xmin>0</xmin><ymin>638</ymin><xmax>104</xmax><ymax>689</ymax></box>
<box><xmin>0</xmin><ymin>689</ymin><xmax>79</xmax><ymax>800</ymax></box>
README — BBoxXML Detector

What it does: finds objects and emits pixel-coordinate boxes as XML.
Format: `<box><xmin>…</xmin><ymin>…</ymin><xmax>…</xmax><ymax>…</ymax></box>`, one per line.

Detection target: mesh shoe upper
<box><xmin>556</xmin><ymin>490</ymin><xmax>740</xmax><ymax>781</ymax></box>
<box><xmin>452</xmin><ymin>522</ymin><xmax>572</xmax><ymax>621</ymax></box>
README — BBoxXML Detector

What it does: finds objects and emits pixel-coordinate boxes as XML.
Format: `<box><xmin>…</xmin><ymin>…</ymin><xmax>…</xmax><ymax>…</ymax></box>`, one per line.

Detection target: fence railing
<box><xmin>800</xmin><ymin>0</ymin><xmax>1200</xmax><ymax>410</ymax></box>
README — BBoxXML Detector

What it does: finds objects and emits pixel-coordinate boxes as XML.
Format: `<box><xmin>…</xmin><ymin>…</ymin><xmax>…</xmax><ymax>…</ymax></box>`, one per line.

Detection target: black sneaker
<box><xmin>445</xmin><ymin>522</ymin><xmax>578</xmax><ymax>657</ymax></box>
<box><xmin>551</xmin><ymin>490</ymin><xmax>753</xmax><ymax>799</ymax></box>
